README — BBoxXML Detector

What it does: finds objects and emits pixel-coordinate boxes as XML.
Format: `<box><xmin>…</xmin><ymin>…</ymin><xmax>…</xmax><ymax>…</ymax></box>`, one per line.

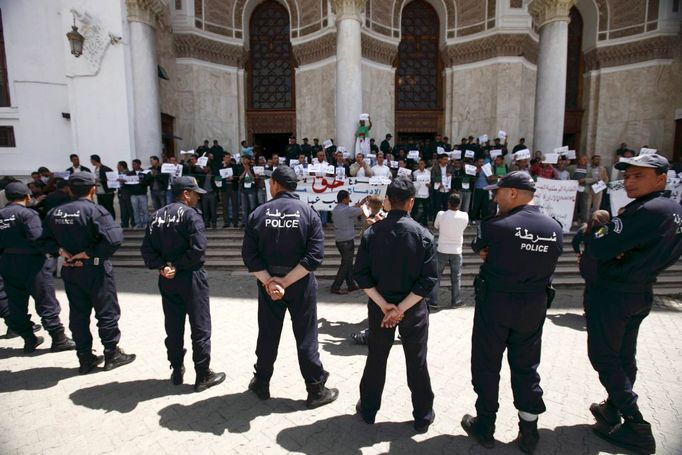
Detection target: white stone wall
<box><xmin>295</xmin><ymin>59</ymin><xmax>336</xmax><ymax>145</ymax></box>
<box><xmin>361</xmin><ymin>60</ymin><xmax>395</xmax><ymax>143</ymax></box>
<box><xmin>174</xmin><ymin>60</ymin><xmax>244</xmax><ymax>154</ymax></box>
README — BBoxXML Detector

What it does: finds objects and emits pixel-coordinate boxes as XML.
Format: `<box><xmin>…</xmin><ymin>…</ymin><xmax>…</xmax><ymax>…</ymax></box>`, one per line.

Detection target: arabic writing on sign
<box><xmin>265</xmin><ymin>177</ymin><xmax>388</xmax><ymax>211</ymax></box>
<box><xmin>534</xmin><ymin>178</ymin><xmax>578</xmax><ymax>233</ymax></box>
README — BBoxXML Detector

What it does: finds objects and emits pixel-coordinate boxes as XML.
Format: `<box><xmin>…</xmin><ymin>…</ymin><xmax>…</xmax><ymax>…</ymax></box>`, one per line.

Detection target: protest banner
<box><xmin>609</xmin><ymin>178</ymin><xmax>682</xmax><ymax>216</ymax></box>
<box><xmin>534</xmin><ymin>177</ymin><xmax>578</xmax><ymax>233</ymax></box>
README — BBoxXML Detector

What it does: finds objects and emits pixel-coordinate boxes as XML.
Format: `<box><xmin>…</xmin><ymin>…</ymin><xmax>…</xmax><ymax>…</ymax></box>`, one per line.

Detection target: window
<box><xmin>249</xmin><ymin>1</ymin><xmax>293</xmax><ymax>110</ymax></box>
<box><xmin>0</xmin><ymin>126</ymin><xmax>15</xmax><ymax>147</ymax></box>
<box><xmin>0</xmin><ymin>9</ymin><xmax>10</xmax><ymax>107</ymax></box>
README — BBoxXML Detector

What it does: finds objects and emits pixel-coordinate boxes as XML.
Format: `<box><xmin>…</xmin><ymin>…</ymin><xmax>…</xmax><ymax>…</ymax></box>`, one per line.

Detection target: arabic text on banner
<box><xmin>533</xmin><ymin>177</ymin><xmax>579</xmax><ymax>233</ymax></box>
<box><xmin>264</xmin><ymin>177</ymin><xmax>388</xmax><ymax>211</ymax></box>
<box><xmin>608</xmin><ymin>177</ymin><xmax>682</xmax><ymax>216</ymax></box>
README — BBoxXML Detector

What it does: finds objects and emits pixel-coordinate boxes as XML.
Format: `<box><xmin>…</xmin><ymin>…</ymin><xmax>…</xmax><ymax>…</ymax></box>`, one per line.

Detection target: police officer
<box><xmin>0</xmin><ymin>182</ymin><xmax>75</xmax><ymax>352</ymax></box>
<box><xmin>353</xmin><ymin>176</ymin><xmax>438</xmax><ymax>433</ymax></box>
<box><xmin>241</xmin><ymin>166</ymin><xmax>338</xmax><ymax>408</ymax></box>
<box><xmin>463</xmin><ymin>171</ymin><xmax>562</xmax><ymax>453</ymax></box>
<box><xmin>42</xmin><ymin>172</ymin><xmax>135</xmax><ymax>374</ymax></box>
<box><xmin>582</xmin><ymin>154</ymin><xmax>681</xmax><ymax>455</ymax></box>
<box><xmin>140</xmin><ymin>176</ymin><xmax>226</xmax><ymax>392</ymax></box>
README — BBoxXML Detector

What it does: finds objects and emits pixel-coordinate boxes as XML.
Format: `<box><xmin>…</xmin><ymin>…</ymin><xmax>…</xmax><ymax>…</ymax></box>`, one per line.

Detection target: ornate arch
<box><xmin>575</xmin><ymin>0</ymin><xmax>601</xmax><ymax>50</ymax></box>
<box><xmin>393</xmin><ymin>0</ymin><xmax>451</xmax><ymax>45</ymax></box>
<box><xmin>234</xmin><ymin>0</ymin><xmax>299</xmax><ymax>45</ymax></box>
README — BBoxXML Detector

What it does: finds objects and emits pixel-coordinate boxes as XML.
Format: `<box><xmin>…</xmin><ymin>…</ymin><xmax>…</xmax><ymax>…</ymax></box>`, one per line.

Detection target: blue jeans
<box><xmin>240</xmin><ymin>189</ymin><xmax>257</xmax><ymax>225</ymax></box>
<box><xmin>130</xmin><ymin>194</ymin><xmax>149</xmax><ymax>227</ymax></box>
<box><xmin>431</xmin><ymin>252</ymin><xmax>462</xmax><ymax>307</ymax></box>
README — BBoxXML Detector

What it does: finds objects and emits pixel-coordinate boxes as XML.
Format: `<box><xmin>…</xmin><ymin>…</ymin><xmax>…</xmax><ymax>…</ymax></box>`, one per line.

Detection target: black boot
<box><xmin>593</xmin><ymin>416</ymin><xmax>656</xmax><ymax>454</ymax></box>
<box><xmin>50</xmin><ymin>328</ymin><xmax>76</xmax><ymax>352</ymax></box>
<box><xmin>305</xmin><ymin>379</ymin><xmax>339</xmax><ymax>409</ymax></box>
<box><xmin>590</xmin><ymin>399</ymin><xmax>621</xmax><ymax>426</ymax></box>
<box><xmin>78</xmin><ymin>351</ymin><xmax>104</xmax><ymax>374</ymax></box>
<box><xmin>518</xmin><ymin>418</ymin><xmax>540</xmax><ymax>454</ymax></box>
<box><xmin>355</xmin><ymin>400</ymin><xmax>376</xmax><ymax>424</ymax></box>
<box><xmin>5</xmin><ymin>319</ymin><xmax>40</xmax><ymax>339</ymax></box>
<box><xmin>461</xmin><ymin>414</ymin><xmax>496</xmax><ymax>449</ymax></box>
<box><xmin>194</xmin><ymin>368</ymin><xmax>226</xmax><ymax>392</ymax></box>
<box><xmin>23</xmin><ymin>334</ymin><xmax>44</xmax><ymax>353</ymax></box>
<box><xmin>248</xmin><ymin>374</ymin><xmax>270</xmax><ymax>400</ymax></box>
<box><xmin>103</xmin><ymin>346</ymin><xmax>136</xmax><ymax>371</ymax></box>
<box><xmin>171</xmin><ymin>365</ymin><xmax>185</xmax><ymax>385</ymax></box>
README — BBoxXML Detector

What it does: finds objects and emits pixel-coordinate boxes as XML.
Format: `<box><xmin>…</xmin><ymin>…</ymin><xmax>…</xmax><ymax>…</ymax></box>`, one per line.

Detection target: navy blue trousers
<box><xmin>359</xmin><ymin>300</ymin><xmax>435</xmax><ymax>425</ymax></box>
<box><xmin>61</xmin><ymin>261</ymin><xmax>121</xmax><ymax>353</ymax></box>
<box><xmin>255</xmin><ymin>273</ymin><xmax>326</xmax><ymax>384</ymax></box>
<box><xmin>0</xmin><ymin>255</ymin><xmax>64</xmax><ymax>337</ymax></box>
<box><xmin>0</xmin><ymin>275</ymin><xmax>9</xmax><ymax>319</ymax></box>
<box><xmin>585</xmin><ymin>286</ymin><xmax>651</xmax><ymax>413</ymax></box>
<box><xmin>471</xmin><ymin>291</ymin><xmax>547</xmax><ymax>418</ymax></box>
<box><xmin>159</xmin><ymin>269</ymin><xmax>211</xmax><ymax>372</ymax></box>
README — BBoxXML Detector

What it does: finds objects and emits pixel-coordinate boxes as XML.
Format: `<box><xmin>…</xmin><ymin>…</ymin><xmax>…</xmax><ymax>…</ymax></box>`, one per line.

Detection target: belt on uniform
<box><xmin>268</xmin><ymin>265</ymin><xmax>295</xmax><ymax>276</ymax></box>
<box><xmin>2</xmin><ymin>248</ymin><xmax>43</xmax><ymax>255</ymax></box>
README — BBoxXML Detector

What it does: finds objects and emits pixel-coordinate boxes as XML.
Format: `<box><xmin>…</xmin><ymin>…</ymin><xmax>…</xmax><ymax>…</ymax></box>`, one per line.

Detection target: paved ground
<box><xmin>0</xmin><ymin>269</ymin><xmax>680</xmax><ymax>455</ymax></box>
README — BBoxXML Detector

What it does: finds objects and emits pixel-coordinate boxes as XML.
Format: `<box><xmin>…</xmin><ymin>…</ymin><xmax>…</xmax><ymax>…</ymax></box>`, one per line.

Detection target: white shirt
<box><xmin>434</xmin><ymin>210</ymin><xmax>469</xmax><ymax>254</ymax></box>
<box><xmin>413</xmin><ymin>169</ymin><xmax>430</xmax><ymax>199</ymax></box>
<box><xmin>371</xmin><ymin>164</ymin><xmax>392</xmax><ymax>179</ymax></box>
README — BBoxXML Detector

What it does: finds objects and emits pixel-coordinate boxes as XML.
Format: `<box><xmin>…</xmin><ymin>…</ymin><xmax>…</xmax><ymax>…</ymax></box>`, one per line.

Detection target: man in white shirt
<box><xmin>431</xmin><ymin>193</ymin><xmax>469</xmax><ymax>308</ymax></box>
<box><xmin>411</xmin><ymin>159</ymin><xmax>431</xmax><ymax>226</ymax></box>
<box><xmin>371</xmin><ymin>152</ymin><xmax>392</xmax><ymax>180</ymax></box>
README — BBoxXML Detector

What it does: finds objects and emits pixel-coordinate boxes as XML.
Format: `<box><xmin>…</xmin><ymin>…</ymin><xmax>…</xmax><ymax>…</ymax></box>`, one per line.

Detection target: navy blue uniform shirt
<box><xmin>0</xmin><ymin>203</ymin><xmax>43</xmax><ymax>254</ymax></box>
<box><xmin>140</xmin><ymin>202</ymin><xmax>207</xmax><ymax>272</ymax></box>
<box><xmin>472</xmin><ymin>204</ymin><xmax>563</xmax><ymax>290</ymax></box>
<box><xmin>584</xmin><ymin>191</ymin><xmax>682</xmax><ymax>287</ymax></box>
<box><xmin>41</xmin><ymin>198</ymin><xmax>123</xmax><ymax>259</ymax></box>
<box><xmin>353</xmin><ymin>210</ymin><xmax>438</xmax><ymax>304</ymax></box>
<box><xmin>242</xmin><ymin>192</ymin><xmax>324</xmax><ymax>273</ymax></box>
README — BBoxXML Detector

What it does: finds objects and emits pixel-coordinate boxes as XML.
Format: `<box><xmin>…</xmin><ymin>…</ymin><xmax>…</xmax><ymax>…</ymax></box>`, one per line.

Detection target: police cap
<box><xmin>271</xmin><ymin>166</ymin><xmax>297</xmax><ymax>191</ymax></box>
<box><xmin>69</xmin><ymin>171</ymin><xmax>96</xmax><ymax>187</ymax></box>
<box><xmin>485</xmin><ymin>170</ymin><xmax>536</xmax><ymax>192</ymax></box>
<box><xmin>4</xmin><ymin>181</ymin><xmax>31</xmax><ymax>200</ymax></box>
<box><xmin>615</xmin><ymin>154</ymin><xmax>669</xmax><ymax>173</ymax></box>
<box><xmin>387</xmin><ymin>176</ymin><xmax>416</xmax><ymax>200</ymax></box>
<box><xmin>172</xmin><ymin>176</ymin><xmax>207</xmax><ymax>194</ymax></box>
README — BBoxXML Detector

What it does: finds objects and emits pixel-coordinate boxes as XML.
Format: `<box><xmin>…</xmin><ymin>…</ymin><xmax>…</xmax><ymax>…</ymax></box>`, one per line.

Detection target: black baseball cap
<box><xmin>271</xmin><ymin>166</ymin><xmax>297</xmax><ymax>191</ymax></box>
<box><xmin>615</xmin><ymin>154</ymin><xmax>669</xmax><ymax>172</ymax></box>
<box><xmin>387</xmin><ymin>176</ymin><xmax>416</xmax><ymax>200</ymax></box>
<box><xmin>171</xmin><ymin>176</ymin><xmax>206</xmax><ymax>194</ymax></box>
<box><xmin>4</xmin><ymin>182</ymin><xmax>31</xmax><ymax>200</ymax></box>
<box><xmin>484</xmin><ymin>171</ymin><xmax>536</xmax><ymax>192</ymax></box>
<box><xmin>69</xmin><ymin>171</ymin><xmax>96</xmax><ymax>187</ymax></box>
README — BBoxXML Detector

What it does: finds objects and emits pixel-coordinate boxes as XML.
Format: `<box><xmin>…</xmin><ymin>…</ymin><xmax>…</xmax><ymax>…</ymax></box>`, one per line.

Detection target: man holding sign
<box><xmin>582</xmin><ymin>154</ymin><xmax>682</xmax><ymax>455</ymax></box>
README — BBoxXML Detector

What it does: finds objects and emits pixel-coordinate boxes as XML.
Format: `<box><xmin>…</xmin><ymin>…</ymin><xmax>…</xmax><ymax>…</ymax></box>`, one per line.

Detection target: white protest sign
<box><xmin>161</xmin><ymin>163</ymin><xmax>177</xmax><ymax>174</ymax></box>
<box><xmin>265</xmin><ymin>176</ymin><xmax>387</xmax><ymax>211</ymax></box>
<box><xmin>543</xmin><ymin>153</ymin><xmax>559</xmax><ymax>164</ymax></box>
<box><xmin>390</xmin><ymin>160</ymin><xmax>399</xmax><ymax>169</ymax></box>
<box><xmin>666</xmin><ymin>177</ymin><xmax>682</xmax><ymax>205</ymax></box>
<box><xmin>465</xmin><ymin>150</ymin><xmax>475</xmax><ymax>159</ymax></box>
<box><xmin>591</xmin><ymin>180</ymin><xmax>607</xmax><ymax>194</ymax></box>
<box><xmin>179</xmin><ymin>150</ymin><xmax>194</xmax><ymax>155</ymax></box>
<box><xmin>481</xmin><ymin>163</ymin><xmax>493</xmax><ymax>177</ymax></box>
<box><xmin>565</xmin><ymin>150</ymin><xmax>576</xmax><ymax>160</ymax></box>
<box><xmin>514</xmin><ymin>149</ymin><xmax>531</xmax><ymax>160</ymax></box>
<box><xmin>479</xmin><ymin>134</ymin><xmax>489</xmax><ymax>143</ymax></box>
<box><xmin>335</xmin><ymin>167</ymin><xmax>346</xmax><ymax>179</ymax></box>
<box><xmin>443</xmin><ymin>176</ymin><xmax>452</xmax><ymax>191</ymax></box>
<box><xmin>554</xmin><ymin>146</ymin><xmax>569</xmax><ymax>154</ymax></box>
<box><xmin>253</xmin><ymin>166</ymin><xmax>265</xmax><ymax>176</ymax></box>
<box><xmin>308</xmin><ymin>164</ymin><xmax>321</xmax><ymax>174</ymax></box>
<box><xmin>369</xmin><ymin>176</ymin><xmax>392</xmax><ymax>185</ymax></box>
<box><xmin>197</xmin><ymin>157</ymin><xmax>208</xmax><ymax>167</ymax></box>
<box><xmin>452</xmin><ymin>150</ymin><xmax>462</xmax><ymax>160</ymax></box>
<box><xmin>607</xmin><ymin>181</ymin><xmax>633</xmax><ymax>215</ymax></box>
<box><xmin>498</xmin><ymin>130</ymin><xmax>507</xmax><ymax>139</ymax></box>
<box><xmin>465</xmin><ymin>164</ymin><xmax>477</xmax><ymax>176</ymax></box>
<box><xmin>416</xmin><ymin>174</ymin><xmax>431</xmax><ymax>183</ymax></box>
<box><xmin>534</xmin><ymin>177</ymin><xmax>579</xmax><ymax>233</ymax></box>
<box><xmin>397</xmin><ymin>167</ymin><xmax>412</xmax><ymax>177</ymax></box>
<box><xmin>105</xmin><ymin>171</ymin><xmax>120</xmax><ymax>189</ymax></box>
<box><xmin>436</xmin><ymin>146</ymin><xmax>446</xmax><ymax>155</ymax></box>
<box><xmin>323</xmin><ymin>140</ymin><xmax>333</xmax><ymax>149</ymax></box>
<box><xmin>123</xmin><ymin>175</ymin><xmax>140</xmax><ymax>185</ymax></box>
<box><xmin>289</xmin><ymin>159</ymin><xmax>298</xmax><ymax>167</ymax></box>
<box><xmin>219</xmin><ymin>168</ymin><xmax>233</xmax><ymax>178</ymax></box>
<box><xmin>53</xmin><ymin>171</ymin><xmax>70</xmax><ymax>180</ymax></box>
<box><xmin>325</xmin><ymin>165</ymin><xmax>335</xmax><ymax>175</ymax></box>
<box><xmin>639</xmin><ymin>147</ymin><xmax>657</xmax><ymax>155</ymax></box>
<box><xmin>490</xmin><ymin>149</ymin><xmax>502</xmax><ymax>159</ymax></box>
<box><xmin>359</xmin><ymin>113</ymin><xmax>370</xmax><ymax>121</ymax></box>
<box><xmin>408</xmin><ymin>150</ymin><xmax>420</xmax><ymax>159</ymax></box>
<box><xmin>278</xmin><ymin>157</ymin><xmax>287</xmax><ymax>165</ymax></box>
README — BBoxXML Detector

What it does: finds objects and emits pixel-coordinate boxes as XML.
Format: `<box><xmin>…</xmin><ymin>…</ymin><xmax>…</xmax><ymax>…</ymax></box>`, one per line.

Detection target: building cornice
<box><xmin>125</xmin><ymin>0</ymin><xmax>167</xmax><ymax>27</ymax></box>
<box><xmin>174</xmin><ymin>33</ymin><xmax>247</xmax><ymax>68</ymax></box>
<box><xmin>584</xmin><ymin>34</ymin><xmax>679</xmax><ymax>71</ymax></box>
<box><xmin>442</xmin><ymin>33</ymin><xmax>538</xmax><ymax>67</ymax></box>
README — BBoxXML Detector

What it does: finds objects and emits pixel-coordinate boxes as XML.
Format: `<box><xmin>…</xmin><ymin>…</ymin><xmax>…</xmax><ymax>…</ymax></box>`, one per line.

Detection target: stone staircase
<box><xmin>112</xmin><ymin>226</ymin><xmax>682</xmax><ymax>291</ymax></box>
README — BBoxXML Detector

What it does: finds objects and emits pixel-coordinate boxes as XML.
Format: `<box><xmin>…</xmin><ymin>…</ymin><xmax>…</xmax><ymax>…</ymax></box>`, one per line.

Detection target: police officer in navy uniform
<box><xmin>141</xmin><ymin>176</ymin><xmax>226</xmax><ymax>392</ymax></box>
<box><xmin>241</xmin><ymin>166</ymin><xmax>338</xmax><ymax>408</ymax></box>
<box><xmin>582</xmin><ymin>154</ymin><xmax>682</xmax><ymax>455</ymax></box>
<box><xmin>353</xmin><ymin>176</ymin><xmax>438</xmax><ymax>433</ymax></box>
<box><xmin>42</xmin><ymin>172</ymin><xmax>136</xmax><ymax>374</ymax></box>
<box><xmin>463</xmin><ymin>171</ymin><xmax>563</xmax><ymax>453</ymax></box>
<box><xmin>0</xmin><ymin>182</ymin><xmax>75</xmax><ymax>352</ymax></box>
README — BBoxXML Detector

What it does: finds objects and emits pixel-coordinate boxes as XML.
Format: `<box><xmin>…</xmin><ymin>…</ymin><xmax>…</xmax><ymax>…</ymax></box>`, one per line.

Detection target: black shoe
<box><xmin>305</xmin><ymin>381</ymin><xmax>339</xmax><ymax>409</ymax></box>
<box><xmin>351</xmin><ymin>329</ymin><xmax>368</xmax><ymax>345</ymax></box>
<box><xmin>590</xmin><ymin>400</ymin><xmax>621</xmax><ymax>426</ymax></box>
<box><xmin>171</xmin><ymin>365</ymin><xmax>185</xmax><ymax>385</ymax></box>
<box><xmin>50</xmin><ymin>329</ymin><xmax>76</xmax><ymax>352</ymax></box>
<box><xmin>414</xmin><ymin>412</ymin><xmax>434</xmax><ymax>434</ymax></box>
<box><xmin>104</xmin><ymin>347</ymin><xmax>136</xmax><ymax>371</ymax></box>
<box><xmin>593</xmin><ymin>417</ymin><xmax>656</xmax><ymax>454</ymax></box>
<box><xmin>355</xmin><ymin>400</ymin><xmax>375</xmax><ymax>424</ymax></box>
<box><xmin>24</xmin><ymin>335</ymin><xmax>45</xmax><ymax>353</ymax></box>
<box><xmin>78</xmin><ymin>351</ymin><xmax>104</xmax><ymax>374</ymax></box>
<box><xmin>518</xmin><ymin>418</ymin><xmax>539</xmax><ymax>454</ymax></box>
<box><xmin>461</xmin><ymin>414</ymin><xmax>495</xmax><ymax>449</ymax></box>
<box><xmin>5</xmin><ymin>321</ymin><xmax>41</xmax><ymax>339</ymax></box>
<box><xmin>248</xmin><ymin>375</ymin><xmax>270</xmax><ymax>400</ymax></box>
<box><xmin>194</xmin><ymin>369</ymin><xmax>226</xmax><ymax>392</ymax></box>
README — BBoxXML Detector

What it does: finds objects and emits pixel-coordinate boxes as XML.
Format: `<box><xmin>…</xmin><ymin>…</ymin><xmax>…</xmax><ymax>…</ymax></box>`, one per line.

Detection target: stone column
<box><xmin>333</xmin><ymin>0</ymin><xmax>364</xmax><ymax>154</ymax></box>
<box><xmin>529</xmin><ymin>0</ymin><xmax>575</xmax><ymax>154</ymax></box>
<box><xmin>126</xmin><ymin>0</ymin><xmax>165</xmax><ymax>163</ymax></box>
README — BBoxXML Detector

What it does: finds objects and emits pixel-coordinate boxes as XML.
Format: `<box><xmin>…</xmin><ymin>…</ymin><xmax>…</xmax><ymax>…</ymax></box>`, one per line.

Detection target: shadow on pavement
<box><xmin>158</xmin><ymin>391</ymin><xmax>301</xmax><ymax>435</ymax></box>
<box><xmin>317</xmin><ymin>318</ymin><xmax>368</xmax><ymax>357</ymax></box>
<box><xmin>0</xmin><ymin>346</ymin><xmax>27</xmax><ymax>360</ymax></box>
<box><xmin>546</xmin><ymin>313</ymin><xmax>587</xmax><ymax>331</ymax></box>
<box><xmin>0</xmin><ymin>367</ymin><xmax>77</xmax><ymax>392</ymax></box>
<box><xmin>70</xmin><ymin>378</ymin><xmax>192</xmax><ymax>413</ymax></box>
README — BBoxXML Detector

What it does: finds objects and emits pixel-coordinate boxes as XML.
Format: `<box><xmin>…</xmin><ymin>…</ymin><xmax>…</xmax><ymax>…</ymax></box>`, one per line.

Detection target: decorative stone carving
<box><xmin>126</xmin><ymin>0</ymin><xmax>167</xmax><ymax>27</ymax></box>
<box><xmin>174</xmin><ymin>33</ymin><xmax>247</xmax><ymax>67</ymax></box>
<box><xmin>361</xmin><ymin>33</ymin><xmax>399</xmax><ymax>66</ymax></box>
<box><xmin>584</xmin><ymin>35</ymin><xmax>677</xmax><ymax>71</ymax></box>
<box><xmin>66</xmin><ymin>9</ymin><xmax>120</xmax><ymax>77</ymax></box>
<box><xmin>528</xmin><ymin>0</ymin><xmax>576</xmax><ymax>27</ymax></box>
<box><xmin>442</xmin><ymin>34</ymin><xmax>538</xmax><ymax>67</ymax></box>
<box><xmin>292</xmin><ymin>32</ymin><xmax>337</xmax><ymax>66</ymax></box>
<box><xmin>332</xmin><ymin>0</ymin><xmax>365</xmax><ymax>21</ymax></box>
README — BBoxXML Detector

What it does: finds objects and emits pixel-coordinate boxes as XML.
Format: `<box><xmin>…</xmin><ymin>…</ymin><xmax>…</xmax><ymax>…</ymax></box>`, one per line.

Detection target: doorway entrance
<box><xmin>397</xmin><ymin>132</ymin><xmax>436</xmax><ymax>152</ymax></box>
<box><xmin>254</xmin><ymin>133</ymin><xmax>291</xmax><ymax>158</ymax></box>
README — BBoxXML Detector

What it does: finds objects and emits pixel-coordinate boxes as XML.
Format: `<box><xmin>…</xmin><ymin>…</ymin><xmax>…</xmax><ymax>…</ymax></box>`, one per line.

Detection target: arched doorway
<box><xmin>246</xmin><ymin>0</ymin><xmax>295</xmax><ymax>157</ymax></box>
<box><xmin>395</xmin><ymin>0</ymin><xmax>443</xmax><ymax>148</ymax></box>
<box><xmin>563</xmin><ymin>6</ymin><xmax>584</xmax><ymax>152</ymax></box>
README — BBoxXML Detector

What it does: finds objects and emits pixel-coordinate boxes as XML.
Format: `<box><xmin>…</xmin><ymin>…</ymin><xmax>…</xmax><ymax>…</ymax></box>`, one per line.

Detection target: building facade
<box><xmin>0</xmin><ymin>0</ymin><xmax>680</xmax><ymax>175</ymax></box>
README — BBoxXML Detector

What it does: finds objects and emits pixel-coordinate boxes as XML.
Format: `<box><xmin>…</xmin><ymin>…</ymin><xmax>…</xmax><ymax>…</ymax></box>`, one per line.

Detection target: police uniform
<box><xmin>464</xmin><ymin>171</ymin><xmax>562</xmax><ymax>450</ymax></box>
<box><xmin>582</xmin><ymin>154</ymin><xmax>682</xmax><ymax>454</ymax></box>
<box><xmin>241</xmin><ymin>166</ymin><xmax>337</xmax><ymax>408</ymax></box>
<box><xmin>42</xmin><ymin>172</ymin><xmax>135</xmax><ymax>374</ymax></box>
<box><xmin>140</xmin><ymin>176</ymin><xmax>225</xmax><ymax>391</ymax></box>
<box><xmin>353</xmin><ymin>177</ymin><xmax>438</xmax><ymax>432</ymax></box>
<box><xmin>0</xmin><ymin>182</ymin><xmax>74</xmax><ymax>353</ymax></box>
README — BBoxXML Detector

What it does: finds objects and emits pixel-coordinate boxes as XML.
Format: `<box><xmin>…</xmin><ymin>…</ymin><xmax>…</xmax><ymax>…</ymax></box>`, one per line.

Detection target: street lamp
<box><xmin>66</xmin><ymin>17</ymin><xmax>84</xmax><ymax>57</ymax></box>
